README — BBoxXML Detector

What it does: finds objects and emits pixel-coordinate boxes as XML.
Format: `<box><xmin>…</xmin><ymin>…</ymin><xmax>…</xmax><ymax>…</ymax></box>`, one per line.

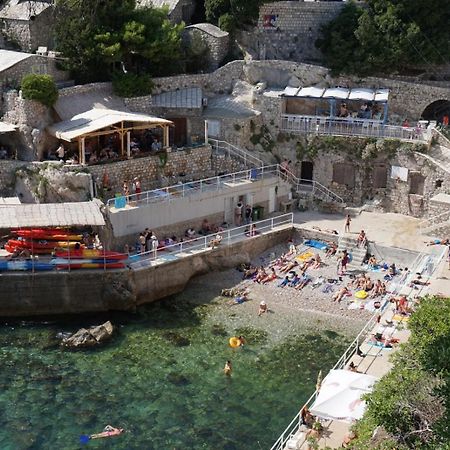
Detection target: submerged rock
<box><xmin>62</xmin><ymin>321</ymin><xmax>114</xmax><ymax>348</ymax></box>
<box><xmin>167</xmin><ymin>372</ymin><xmax>190</xmax><ymax>386</ymax></box>
<box><xmin>163</xmin><ymin>331</ymin><xmax>190</xmax><ymax>347</ymax></box>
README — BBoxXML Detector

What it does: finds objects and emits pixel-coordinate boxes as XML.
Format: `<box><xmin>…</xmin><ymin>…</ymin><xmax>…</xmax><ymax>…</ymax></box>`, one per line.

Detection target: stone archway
<box><xmin>421</xmin><ymin>99</ymin><xmax>450</xmax><ymax>124</ymax></box>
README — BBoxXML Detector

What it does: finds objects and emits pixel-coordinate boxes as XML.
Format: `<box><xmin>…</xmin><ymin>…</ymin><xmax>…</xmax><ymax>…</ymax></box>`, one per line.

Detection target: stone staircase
<box><xmin>422</xmin><ymin>144</ymin><xmax>450</xmax><ymax>175</ymax></box>
<box><xmin>337</xmin><ymin>234</ymin><xmax>368</xmax><ymax>267</ymax></box>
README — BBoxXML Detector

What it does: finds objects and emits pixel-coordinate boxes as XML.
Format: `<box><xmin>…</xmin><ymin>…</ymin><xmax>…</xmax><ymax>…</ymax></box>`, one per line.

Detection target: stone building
<box><xmin>184</xmin><ymin>23</ymin><xmax>229</xmax><ymax>71</ymax></box>
<box><xmin>0</xmin><ymin>0</ymin><xmax>54</xmax><ymax>52</ymax></box>
<box><xmin>239</xmin><ymin>1</ymin><xmax>345</xmax><ymax>63</ymax></box>
<box><xmin>137</xmin><ymin>0</ymin><xmax>195</xmax><ymax>24</ymax></box>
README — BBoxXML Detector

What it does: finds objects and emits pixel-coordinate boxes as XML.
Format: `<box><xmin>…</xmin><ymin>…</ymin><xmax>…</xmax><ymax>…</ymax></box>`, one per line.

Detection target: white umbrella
<box><xmin>310</xmin><ymin>369</ymin><xmax>378</xmax><ymax>423</ymax></box>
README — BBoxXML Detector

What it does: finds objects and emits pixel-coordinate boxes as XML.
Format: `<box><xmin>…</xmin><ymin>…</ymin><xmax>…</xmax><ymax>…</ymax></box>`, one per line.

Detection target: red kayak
<box><xmin>14</xmin><ymin>229</ymin><xmax>82</xmax><ymax>241</ymax></box>
<box><xmin>55</xmin><ymin>249</ymin><xmax>128</xmax><ymax>261</ymax></box>
<box><xmin>5</xmin><ymin>243</ymin><xmax>52</xmax><ymax>255</ymax></box>
<box><xmin>6</xmin><ymin>239</ymin><xmax>82</xmax><ymax>253</ymax></box>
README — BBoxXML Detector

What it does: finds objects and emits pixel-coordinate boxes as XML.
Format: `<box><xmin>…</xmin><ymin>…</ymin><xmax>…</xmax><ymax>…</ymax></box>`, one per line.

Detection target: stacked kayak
<box><xmin>13</xmin><ymin>229</ymin><xmax>83</xmax><ymax>241</ymax></box>
<box><xmin>54</xmin><ymin>249</ymin><xmax>127</xmax><ymax>270</ymax></box>
<box><xmin>0</xmin><ymin>261</ymin><xmax>54</xmax><ymax>271</ymax></box>
<box><xmin>6</xmin><ymin>228</ymin><xmax>84</xmax><ymax>255</ymax></box>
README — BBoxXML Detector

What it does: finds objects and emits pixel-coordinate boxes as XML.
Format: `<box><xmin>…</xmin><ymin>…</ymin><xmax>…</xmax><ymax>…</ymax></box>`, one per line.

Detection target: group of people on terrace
<box><xmin>46</xmin><ymin>131</ymin><xmax>163</xmax><ymax>166</ymax></box>
<box><xmin>338</xmin><ymin>101</ymin><xmax>382</xmax><ymax>121</ymax></box>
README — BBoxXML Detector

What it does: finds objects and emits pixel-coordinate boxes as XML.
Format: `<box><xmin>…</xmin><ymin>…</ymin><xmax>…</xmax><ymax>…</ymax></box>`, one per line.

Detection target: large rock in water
<box><xmin>62</xmin><ymin>321</ymin><xmax>114</xmax><ymax>348</ymax></box>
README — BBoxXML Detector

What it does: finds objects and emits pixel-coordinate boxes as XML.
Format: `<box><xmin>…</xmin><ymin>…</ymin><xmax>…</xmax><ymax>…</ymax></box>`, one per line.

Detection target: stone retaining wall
<box><xmin>0</xmin><ymin>226</ymin><xmax>293</xmax><ymax>316</ymax></box>
<box><xmin>255</xmin><ymin>1</ymin><xmax>345</xmax><ymax>62</ymax></box>
<box><xmin>87</xmin><ymin>146</ymin><xmax>213</xmax><ymax>196</ymax></box>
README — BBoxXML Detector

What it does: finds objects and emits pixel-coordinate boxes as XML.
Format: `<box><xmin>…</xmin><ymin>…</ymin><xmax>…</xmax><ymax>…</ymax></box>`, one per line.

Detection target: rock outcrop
<box><xmin>62</xmin><ymin>321</ymin><xmax>114</xmax><ymax>348</ymax></box>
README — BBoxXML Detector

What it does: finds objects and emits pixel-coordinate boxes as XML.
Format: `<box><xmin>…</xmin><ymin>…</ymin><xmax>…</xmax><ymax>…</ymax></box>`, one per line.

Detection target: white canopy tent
<box><xmin>282</xmin><ymin>86</ymin><xmax>390</xmax><ymax>102</ymax></box>
<box><xmin>310</xmin><ymin>369</ymin><xmax>378</xmax><ymax>423</ymax></box>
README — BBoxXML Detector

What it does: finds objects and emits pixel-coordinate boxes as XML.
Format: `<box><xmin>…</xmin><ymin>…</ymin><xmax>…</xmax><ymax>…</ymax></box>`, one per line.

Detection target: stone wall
<box><xmin>0</xmin><ymin>55</ymin><xmax>69</xmax><ymax>91</ymax></box>
<box><xmin>0</xmin><ymin>226</ymin><xmax>292</xmax><ymax>316</ymax></box>
<box><xmin>1</xmin><ymin>91</ymin><xmax>55</xmax><ymax>160</ymax></box>
<box><xmin>169</xmin><ymin>0</ymin><xmax>196</xmax><ymax>24</ymax></box>
<box><xmin>1</xmin><ymin>6</ymin><xmax>54</xmax><ymax>52</ymax></box>
<box><xmin>87</xmin><ymin>146</ymin><xmax>213</xmax><ymax>197</ymax></box>
<box><xmin>249</xmin><ymin>1</ymin><xmax>345</xmax><ymax>62</ymax></box>
<box><xmin>184</xmin><ymin>24</ymin><xmax>229</xmax><ymax>71</ymax></box>
<box><xmin>0</xmin><ymin>159</ymin><xmax>27</xmax><ymax>196</ymax></box>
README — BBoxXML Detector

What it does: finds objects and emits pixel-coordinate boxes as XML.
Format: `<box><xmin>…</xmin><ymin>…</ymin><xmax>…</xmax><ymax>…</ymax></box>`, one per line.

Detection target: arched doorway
<box><xmin>421</xmin><ymin>100</ymin><xmax>450</xmax><ymax>124</ymax></box>
<box><xmin>300</xmin><ymin>161</ymin><xmax>314</xmax><ymax>182</ymax></box>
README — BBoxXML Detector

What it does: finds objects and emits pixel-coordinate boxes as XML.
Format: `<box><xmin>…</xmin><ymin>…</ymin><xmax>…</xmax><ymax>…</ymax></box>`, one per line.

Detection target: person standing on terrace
<box><xmin>345</xmin><ymin>214</ymin><xmax>351</xmax><ymax>233</ymax></box>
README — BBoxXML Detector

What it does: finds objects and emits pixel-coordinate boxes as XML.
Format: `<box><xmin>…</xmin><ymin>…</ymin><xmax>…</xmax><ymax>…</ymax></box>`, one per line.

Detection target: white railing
<box><xmin>107</xmin><ymin>164</ymin><xmax>344</xmax><ymax>210</ymax></box>
<box><xmin>209</xmin><ymin>138</ymin><xmax>264</xmax><ymax>168</ymax></box>
<box><xmin>107</xmin><ymin>165</ymin><xmax>280</xmax><ymax>208</ymax></box>
<box><xmin>281</xmin><ymin>114</ymin><xmax>431</xmax><ymax>142</ymax></box>
<box><xmin>418</xmin><ymin>209</ymin><xmax>450</xmax><ymax>235</ymax></box>
<box><xmin>128</xmin><ymin>213</ymin><xmax>294</xmax><ymax>269</ymax></box>
<box><xmin>283</xmin><ymin>168</ymin><xmax>344</xmax><ymax>204</ymax></box>
<box><xmin>270</xmin><ymin>245</ymin><xmax>443</xmax><ymax>450</ymax></box>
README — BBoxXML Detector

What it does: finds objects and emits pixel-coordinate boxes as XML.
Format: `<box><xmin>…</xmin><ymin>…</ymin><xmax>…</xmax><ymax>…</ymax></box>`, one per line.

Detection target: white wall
<box><xmin>108</xmin><ymin>176</ymin><xmax>291</xmax><ymax>237</ymax></box>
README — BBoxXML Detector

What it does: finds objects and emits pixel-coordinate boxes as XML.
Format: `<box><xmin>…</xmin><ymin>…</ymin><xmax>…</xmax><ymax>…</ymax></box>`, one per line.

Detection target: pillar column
<box><xmin>126</xmin><ymin>131</ymin><xmax>131</xmax><ymax>159</ymax></box>
<box><xmin>81</xmin><ymin>137</ymin><xmax>86</xmax><ymax>165</ymax></box>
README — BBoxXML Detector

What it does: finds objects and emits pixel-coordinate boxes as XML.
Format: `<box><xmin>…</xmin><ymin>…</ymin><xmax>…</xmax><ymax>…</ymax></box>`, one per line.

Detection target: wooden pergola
<box><xmin>47</xmin><ymin>108</ymin><xmax>173</xmax><ymax>164</ymax></box>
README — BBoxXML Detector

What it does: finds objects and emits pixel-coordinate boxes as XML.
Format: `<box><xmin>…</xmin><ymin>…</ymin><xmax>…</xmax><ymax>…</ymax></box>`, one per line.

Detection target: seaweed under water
<box><xmin>0</xmin><ymin>296</ymin><xmax>350</xmax><ymax>450</ymax></box>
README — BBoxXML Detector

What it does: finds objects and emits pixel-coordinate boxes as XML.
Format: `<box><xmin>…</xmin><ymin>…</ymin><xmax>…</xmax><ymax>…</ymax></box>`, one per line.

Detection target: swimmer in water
<box><xmin>238</xmin><ymin>335</ymin><xmax>246</xmax><ymax>347</ymax></box>
<box><xmin>224</xmin><ymin>360</ymin><xmax>232</xmax><ymax>376</ymax></box>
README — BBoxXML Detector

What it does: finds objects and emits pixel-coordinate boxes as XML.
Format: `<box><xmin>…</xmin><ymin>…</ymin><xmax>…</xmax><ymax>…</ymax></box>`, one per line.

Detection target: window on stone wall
<box><xmin>31</xmin><ymin>64</ymin><xmax>48</xmax><ymax>75</ymax></box>
<box><xmin>332</xmin><ymin>163</ymin><xmax>355</xmax><ymax>188</ymax></box>
<box><xmin>373</xmin><ymin>164</ymin><xmax>387</xmax><ymax>188</ymax></box>
<box><xmin>206</xmin><ymin>120</ymin><xmax>220</xmax><ymax>138</ymax></box>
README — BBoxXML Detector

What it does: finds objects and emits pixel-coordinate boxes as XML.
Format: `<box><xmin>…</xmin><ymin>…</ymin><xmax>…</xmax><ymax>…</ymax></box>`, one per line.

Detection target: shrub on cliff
<box><xmin>20</xmin><ymin>74</ymin><xmax>58</xmax><ymax>107</ymax></box>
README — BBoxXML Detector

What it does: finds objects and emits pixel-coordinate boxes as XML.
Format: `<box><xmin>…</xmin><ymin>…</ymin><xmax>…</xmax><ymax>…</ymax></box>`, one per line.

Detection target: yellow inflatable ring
<box><xmin>229</xmin><ymin>337</ymin><xmax>241</xmax><ymax>348</ymax></box>
<box><xmin>355</xmin><ymin>290</ymin><xmax>368</xmax><ymax>299</ymax></box>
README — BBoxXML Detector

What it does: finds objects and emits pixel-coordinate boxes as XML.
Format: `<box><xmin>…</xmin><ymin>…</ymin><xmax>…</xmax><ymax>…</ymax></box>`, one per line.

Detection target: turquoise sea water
<box><xmin>0</xmin><ymin>288</ymin><xmax>350</xmax><ymax>449</ymax></box>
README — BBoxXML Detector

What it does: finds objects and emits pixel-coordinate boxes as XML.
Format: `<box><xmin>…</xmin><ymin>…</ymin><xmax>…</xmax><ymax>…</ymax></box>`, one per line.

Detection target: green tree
<box><xmin>21</xmin><ymin>74</ymin><xmax>59</xmax><ymax>107</ymax></box>
<box><xmin>54</xmin><ymin>0</ymin><xmax>184</xmax><ymax>83</ymax></box>
<box><xmin>317</xmin><ymin>0</ymin><xmax>450</xmax><ymax>76</ymax></box>
<box><xmin>352</xmin><ymin>296</ymin><xmax>450</xmax><ymax>449</ymax></box>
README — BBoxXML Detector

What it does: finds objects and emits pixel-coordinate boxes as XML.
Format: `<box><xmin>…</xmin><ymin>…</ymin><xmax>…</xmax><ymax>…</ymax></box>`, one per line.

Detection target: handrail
<box><xmin>107</xmin><ymin>165</ymin><xmax>280</xmax><ymax>208</ymax></box>
<box><xmin>270</xmin><ymin>244</ymin><xmax>442</xmax><ymax>450</ymax></box>
<box><xmin>281</xmin><ymin>114</ymin><xmax>432</xmax><ymax>143</ymax></box>
<box><xmin>283</xmin><ymin>168</ymin><xmax>344</xmax><ymax>204</ymax></box>
<box><xmin>128</xmin><ymin>213</ymin><xmax>294</xmax><ymax>269</ymax></box>
<box><xmin>208</xmin><ymin>138</ymin><xmax>264</xmax><ymax>168</ymax></box>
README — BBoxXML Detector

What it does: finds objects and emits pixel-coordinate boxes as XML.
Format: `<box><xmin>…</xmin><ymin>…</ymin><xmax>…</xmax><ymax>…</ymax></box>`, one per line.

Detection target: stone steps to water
<box><xmin>337</xmin><ymin>235</ymin><xmax>368</xmax><ymax>267</ymax></box>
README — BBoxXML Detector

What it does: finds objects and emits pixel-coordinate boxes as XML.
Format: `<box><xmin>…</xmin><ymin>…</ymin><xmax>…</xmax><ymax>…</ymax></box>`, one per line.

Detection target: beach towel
<box><xmin>392</xmin><ymin>314</ymin><xmax>410</xmax><ymax>322</ymax></box>
<box><xmin>304</xmin><ymin>239</ymin><xmax>328</xmax><ymax>251</ymax></box>
<box><xmin>296</xmin><ymin>251</ymin><xmax>314</xmax><ymax>261</ymax></box>
<box><xmin>367</xmin><ymin>340</ymin><xmax>393</xmax><ymax>349</ymax></box>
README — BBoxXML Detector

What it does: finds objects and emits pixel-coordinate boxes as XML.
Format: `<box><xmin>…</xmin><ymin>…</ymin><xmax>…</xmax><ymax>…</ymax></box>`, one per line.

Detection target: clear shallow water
<box><xmin>0</xmin><ymin>294</ymin><xmax>350</xmax><ymax>450</ymax></box>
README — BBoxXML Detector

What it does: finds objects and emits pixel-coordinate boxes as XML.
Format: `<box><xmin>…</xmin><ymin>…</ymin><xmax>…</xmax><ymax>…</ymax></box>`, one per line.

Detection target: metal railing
<box><xmin>270</xmin><ymin>245</ymin><xmax>443</xmax><ymax>450</ymax></box>
<box><xmin>209</xmin><ymin>138</ymin><xmax>264</xmax><ymax>168</ymax></box>
<box><xmin>107</xmin><ymin>163</ymin><xmax>344</xmax><ymax>210</ymax></box>
<box><xmin>107</xmin><ymin>165</ymin><xmax>283</xmax><ymax>208</ymax></box>
<box><xmin>128</xmin><ymin>213</ymin><xmax>294</xmax><ymax>269</ymax></box>
<box><xmin>281</xmin><ymin>114</ymin><xmax>431</xmax><ymax>142</ymax></box>
<box><xmin>283</xmin><ymin>168</ymin><xmax>344</xmax><ymax>204</ymax></box>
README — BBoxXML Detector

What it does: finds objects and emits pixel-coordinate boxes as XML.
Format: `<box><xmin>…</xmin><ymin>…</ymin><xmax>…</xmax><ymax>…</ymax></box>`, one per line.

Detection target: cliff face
<box><xmin>14</xmin><ymin>162</ymin><xmax>92</xmax><ymax>203</ymax></box>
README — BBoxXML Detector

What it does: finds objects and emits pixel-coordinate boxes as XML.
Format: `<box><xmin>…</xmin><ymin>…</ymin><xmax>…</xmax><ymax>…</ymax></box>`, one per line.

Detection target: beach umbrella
<box><xmin>316</xmin><ymin>370</ymin><xmax>323</xmax><ymax>392</ymax></box>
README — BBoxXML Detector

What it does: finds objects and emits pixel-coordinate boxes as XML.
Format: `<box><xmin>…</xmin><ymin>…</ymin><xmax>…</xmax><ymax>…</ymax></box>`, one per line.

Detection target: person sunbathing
<box><xmin>288</xmin><ymin>273</ymin><xmax>301</xmax><ymax>287</ymax></box>
<box><xmin>367</xmin><ymin>255</ymin><xmax>377</xmax><ymax>268</ymax></box>
<box><xmin>357</xmin><ymin>230</ymin><xmax>367</xmax><ymax>247</ymax></box>
<box><xmin>352</xmin><ymin>274</ymin><xmax>366</xmax><ymax>289</ymax></box>
<box><xmin>280</xmin><ymin>260</ymin><xmax>298</xmax><ymax>273</ymax></box>
<box><xmin>260</xmin><ymin>268</ymin><xmax>278</xmax><ymax>284</ymax></box>
<box><xmin>243</xmin><ymin>266</ymin><xmax>258</xmax><ymax>279</ymax></box>
<box><xmin>312</xmin><ymin>226</ymin><xmax>339</xmax><ymax>235</ymax></box>
<box><xmin>364</xmin><ymin>275</ymin><xmax>374</xmax><ymax>291</ymax></box>
<box><xmin>372</xmin><ymin>333</ymin><xmax>400</xmax><ymax>348</ymax></box>
<box><xmin>409</xmin><ymin>274</ymin><xmax>430</xmax><ymax>287</ymax></box>
<box><xmin>294</xmin><ymin>272</ymin><xmax>311</xmax><ymax>290</ymax></box>
<box><xmin>426</xmin><ymin>238</ymin><xmax>449</xmax><ymax>246</ymax></box>
<box><xmin>325</xmin><ymin>242</ymin><xmax>337</xmax><ymax>258</ymax></box>
<box><xmin>310</xmin><ymin>254</ymin><xmax>322</xmax><ymax>269</ymax></box>
<box><xmin>391</xmin><ymin>295</ymin><xmax>409</xmax><ymax>314</ymax></box>
<box><xmin>370</xmin><ymin>280</ymin><xmax>383</xmax><ymax>298</ymax></box>
<box><xmin>254</xmin><ymin>266</ymin><xmax>267</xmax><ymax>283</ymax></box>
<box><xmin>209</xmin><ymin>234</ymin><xmax>222</xmax><ymax>248</ymax></box>
<box><xmin>332</xmin><ymin>286</ymin><xmax>350</xmax><ymax>303</ymax></box>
